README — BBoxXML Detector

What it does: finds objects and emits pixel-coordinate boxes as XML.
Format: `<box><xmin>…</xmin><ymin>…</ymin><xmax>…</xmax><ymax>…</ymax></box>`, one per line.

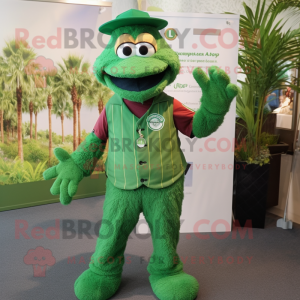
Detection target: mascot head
<box><xmin>93</xmin><ymin>9</ymin><xmax>180</xmax><ymax>102</ymax></box>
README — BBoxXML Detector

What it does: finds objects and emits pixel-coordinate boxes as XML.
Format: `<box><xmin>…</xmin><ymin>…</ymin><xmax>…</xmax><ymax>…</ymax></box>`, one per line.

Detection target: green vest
<box><xmin>105</xmin><ymin>92</ymin><xmax>187</xmax><ymax>190</ymax></box>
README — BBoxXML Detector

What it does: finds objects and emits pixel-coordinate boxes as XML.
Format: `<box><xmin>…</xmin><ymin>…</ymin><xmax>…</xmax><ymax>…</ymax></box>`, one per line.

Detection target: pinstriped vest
<box><xmin>105</xmin><ymin>92</ymin><xmax>187</xmax><ymax>190</ymax></box>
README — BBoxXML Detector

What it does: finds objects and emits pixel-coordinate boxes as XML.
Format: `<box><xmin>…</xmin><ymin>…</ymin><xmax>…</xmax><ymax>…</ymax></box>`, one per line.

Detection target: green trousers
<box><xmin>89</xmin><ymin>174</ymin><xmax>185</xmax><ymax>277</ymax></box>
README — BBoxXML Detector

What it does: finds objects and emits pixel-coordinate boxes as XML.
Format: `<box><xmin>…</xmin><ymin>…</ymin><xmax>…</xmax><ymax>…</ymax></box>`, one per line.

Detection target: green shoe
<box><xmin>74</xmin><ymin>269</ymin><xmax>121</xmax><ymax>300</ymax></box>
<box><xmin>149</xmin><ymin>272</ymin><xmax>199</xmax><ymax>300</ymax></box>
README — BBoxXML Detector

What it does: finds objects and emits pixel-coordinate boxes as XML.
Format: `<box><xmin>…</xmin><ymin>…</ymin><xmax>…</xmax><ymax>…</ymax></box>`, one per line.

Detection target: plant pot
<box><xmin>233</xmin><ymin>161</ymin><xmax>270</xmax><ymax>228</ymax></box>
<box><xmin>268</xmin><ymin>142</ymin><xmax>289</xmax><ymax>155</ymax></box>
<box><xmin>266</xmin><ymin>143</ymin><xmax>289</xmax><ymax>208</ymax></box>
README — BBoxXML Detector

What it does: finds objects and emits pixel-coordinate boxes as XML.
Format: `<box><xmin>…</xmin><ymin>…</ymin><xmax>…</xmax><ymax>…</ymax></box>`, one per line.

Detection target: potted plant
<box><xmin>233</xmin><ymin>0</ymin><xmax>300</xmax><ymax>228</ymax></box>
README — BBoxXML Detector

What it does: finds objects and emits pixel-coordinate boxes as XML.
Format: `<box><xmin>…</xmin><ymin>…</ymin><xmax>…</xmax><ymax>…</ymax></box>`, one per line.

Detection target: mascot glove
<box><xmin>43</xmin><ymin>148</ymin><xmax>84</xmax><ymax>205</ymax></box>
<box><xmin>193</xmin><ymin>66</ymin><xmax>238</xmax><ymax>115</ymax></box>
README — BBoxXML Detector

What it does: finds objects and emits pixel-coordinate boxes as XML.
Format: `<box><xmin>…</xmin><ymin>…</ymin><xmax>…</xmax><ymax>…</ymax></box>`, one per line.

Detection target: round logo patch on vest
<box><xmin>147</xmin><ymin>113</ymin><xmax>165</xmax><ymax>131</ymax></box>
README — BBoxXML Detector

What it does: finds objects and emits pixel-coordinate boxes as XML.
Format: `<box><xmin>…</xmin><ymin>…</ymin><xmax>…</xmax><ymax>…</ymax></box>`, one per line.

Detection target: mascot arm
<box><xmin>192</xmin><ymin>66</ymin><xmax>238</xmax><ymax>138</ymax></box>
<box><xmin>43</xmin><ymin>132</ymin><xmax>105</xmax><ymax>205</ymax></box>
<box><xmin>71</xmin><ymin>132</ymin><xmax>106</xmax><ymax>177</ymax></box>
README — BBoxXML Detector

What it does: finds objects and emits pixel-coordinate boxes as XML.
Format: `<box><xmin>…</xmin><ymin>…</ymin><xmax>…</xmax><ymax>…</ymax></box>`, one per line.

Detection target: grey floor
<box><xmin>1</xmin><ymin>195</ymin><xmax>300</xmax><ymax>300</ymax></box>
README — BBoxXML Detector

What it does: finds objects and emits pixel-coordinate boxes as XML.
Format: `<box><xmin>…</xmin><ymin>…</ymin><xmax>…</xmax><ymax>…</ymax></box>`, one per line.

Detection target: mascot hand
<box><xmin>43</xmin><ymin>148</ymin><xmax>84</xmax><ymax>205</ymax></box>
<box><xmin>193</xmin><ymin>66</ymin><xmax>238</xmax><ymax>115</ymax></box>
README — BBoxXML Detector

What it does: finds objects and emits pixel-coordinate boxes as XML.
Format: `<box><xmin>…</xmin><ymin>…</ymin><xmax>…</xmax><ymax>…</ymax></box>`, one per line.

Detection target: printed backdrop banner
<box><xmin>0</xmin><ymin>0</ymin><xmax>111</xmax><ymax>187</ymax></box>
<box><xmin>137</xmin><ymin>12</ymin><xmax>240</xmax><ymax>233</ymax></box>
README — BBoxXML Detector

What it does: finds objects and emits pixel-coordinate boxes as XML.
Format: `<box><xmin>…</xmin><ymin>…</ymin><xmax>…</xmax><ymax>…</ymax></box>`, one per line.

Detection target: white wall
<box><xmin>104</xmin><ymin>0</ymin><xmax>269</xmax><ymax>16</ymax></box>
<box><xmin>269</xmin><ymin>153</ymin><xmax>300</xmax><ymax>225</ymax></box>
<box><xmin>101</xmin><ymin>0</ymin><xmax>138</xmax><ymax>17</ymax></box>
<box><xmin>146</xmin><ymin>0</ymin><xmax>272</xmax><ymax>14</ymax></box>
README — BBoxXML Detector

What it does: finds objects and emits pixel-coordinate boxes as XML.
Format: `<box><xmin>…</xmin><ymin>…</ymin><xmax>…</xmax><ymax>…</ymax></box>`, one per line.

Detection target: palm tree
<box><xmin>32</xmin><ymin>89</ymin><xmax>47</xmax><ymax>140</ymax></box>
<box><xmin>10</xmin><ymin>113</ymin><xmax>17</xmax><ymax>140</ymax></box>
<box><xmin>76</xmin><ymin>64</ymin><xmax>91</xmax><ymax>145</ymax></box>
<box><xmin>29</xmin><ymin>100</ymin><xmax>34</xmax><ymax>139</ymax></box>
<box><xmin>0</xmin><ymin>84</ymin><xmax>4</xmax><ymax>143</ymax></box>
<box><xmin>47</xmin><ymin>93</ymin><xmax>52</xmax><ymax>161</ymax></box>
<box><xmin>3</xmin><ymin>102</ymin><xmax>16</xmax><ymax>143</ymax></box>
<box><xmin>25</xmin><ymin>60</ymin><xmax>42</xmax><ymax>139</ymax></box>
<box><xmin>21</xmin><ymin>89</ymin><xmax>32</xmax><ymax>139</ymax></box>
<box><xmin>52</xmin><ymin>96</ymin><xmax>73</xmax><ymax>143</ymax></box>
<box><xmin>5</xmin><ymin>113</ymin><xmax>11</xmax><ymax>142</ymax></box>
<box><xmin>43</xmin><ymin>74</ymin><xmax>61</xmax><ymax>162</ymax></box>
<box><xmin>0</xmin><ymin>89</ymin><xmax>16</xmax><ymax>143</ymax></box>
<box><xmin>0</xmin><ymin>66</ymin><xmax>4</xmax><ymax>143</ymax></box>
<box><xmin>0</xmin><ymin>101</ymin><xmax>3</xmax><ymax>143</ymax></box>
<box><xmin>2</xmin><ymin>39</ymin><xmax>36</xmax><ymax>160</ymax></box>
<box><xmin>26</xmin><ymin>80</ymin><xmax>41</xmax><ymax>140</ymax></box>
<box><xmin>56</xmin><ymin>55</ymin><xmax>91</xmax><ymax>150</ymax></box>
<box><xmin>85</xmin><ymin>76</ymin><xmax>113</xmax><ymax>114</ymax></box>
<box><xmin>28</xmin><ymin>88</ymin><xmax>41</xmax><ymax>140</ymax></box>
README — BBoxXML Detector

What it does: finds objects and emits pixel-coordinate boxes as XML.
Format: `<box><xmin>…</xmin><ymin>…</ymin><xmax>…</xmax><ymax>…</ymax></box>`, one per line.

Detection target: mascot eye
<box><xmin>136</xmin><ymin>43</ymin><xmax>156</xmax><ymax>57</ymax></box>
<box><xmin>117</xmin><ymin>43</ymin><xmax>136</xmax><ymax>59</ymax></box>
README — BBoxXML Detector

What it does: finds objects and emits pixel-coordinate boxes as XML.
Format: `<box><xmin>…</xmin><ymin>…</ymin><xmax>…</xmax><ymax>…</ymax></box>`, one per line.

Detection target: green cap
<box><xmin>99</xmin><ymin>9</ymin><xmax>168</xmax><ymax>35</ymax></box>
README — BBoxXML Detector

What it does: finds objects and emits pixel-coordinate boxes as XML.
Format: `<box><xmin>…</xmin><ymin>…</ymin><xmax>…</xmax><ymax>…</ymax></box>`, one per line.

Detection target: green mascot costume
<box><xmin>43</xmin><ymin>9</ymin><xmax>238</xmax><ymax>300</ymax></box>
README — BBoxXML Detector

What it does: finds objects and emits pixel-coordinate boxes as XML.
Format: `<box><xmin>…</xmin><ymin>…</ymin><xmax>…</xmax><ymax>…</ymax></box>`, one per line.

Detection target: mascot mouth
<box><xmin>108</xmin><ymin>68</ymin><xmax>168</xmax><ymax>92</ymax></box>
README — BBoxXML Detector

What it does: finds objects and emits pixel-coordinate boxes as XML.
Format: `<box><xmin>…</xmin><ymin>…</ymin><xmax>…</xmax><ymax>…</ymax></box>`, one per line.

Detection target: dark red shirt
<box><xmin>93</xmin><ymin>98</ymin><xmax>195</xmax><ymax>141</ymax></box>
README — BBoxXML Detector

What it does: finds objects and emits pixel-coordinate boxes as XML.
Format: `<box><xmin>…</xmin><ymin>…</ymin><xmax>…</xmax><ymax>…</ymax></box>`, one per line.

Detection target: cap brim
<box><xmin>99</xmin><ymin>17</ymin><xmax>168</xmax><ymax>35</ymax></box>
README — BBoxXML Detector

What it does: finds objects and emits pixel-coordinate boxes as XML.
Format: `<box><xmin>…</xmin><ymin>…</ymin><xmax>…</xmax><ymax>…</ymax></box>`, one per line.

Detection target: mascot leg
<box><xmin>74</xmin><ymin>179</ymin><xmax>142</xmax><ymax>300</ymax></box>
<box><xmin>143</xmin><ymin>175</ymin><xmax>199</xmax><ymax>300</ymax></box>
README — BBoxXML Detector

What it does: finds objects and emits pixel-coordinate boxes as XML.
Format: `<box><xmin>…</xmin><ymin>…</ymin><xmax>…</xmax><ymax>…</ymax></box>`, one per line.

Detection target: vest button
<box><xmin>139</xmin><ymin>161</ymin><xmax>147</xmax><ymax>165</ymax></box>
<box><xmin>140</xmin><ymin>178</ymin><xmax>148</xmax><ymax>183</ymax></box>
